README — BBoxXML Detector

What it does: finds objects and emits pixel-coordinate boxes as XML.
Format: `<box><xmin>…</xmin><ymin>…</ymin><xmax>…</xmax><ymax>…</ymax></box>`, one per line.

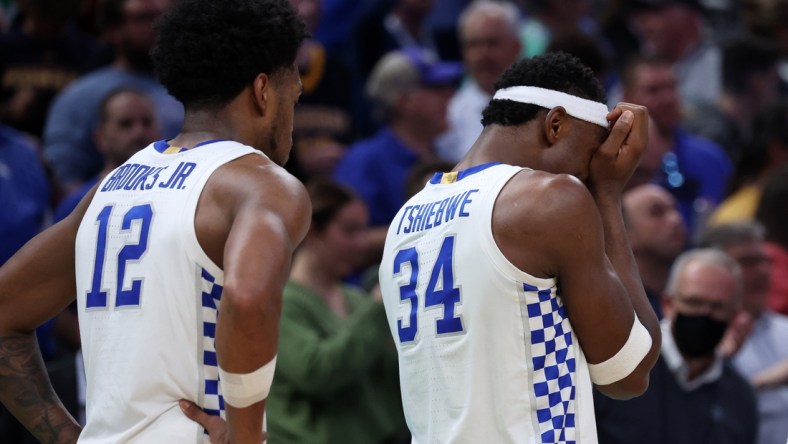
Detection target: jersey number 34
<box><xmin>393</xmin><ymin>235</ymin><xmax>464</xmax><ymax>344</ymax></box>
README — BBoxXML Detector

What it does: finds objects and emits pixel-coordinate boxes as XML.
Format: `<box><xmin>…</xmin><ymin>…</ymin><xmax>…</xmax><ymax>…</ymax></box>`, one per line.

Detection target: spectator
<box><xmin>700</xmin><ymin>222</ymin><xmax>788</xmax><ymax>444</ymax></box>
<box><xmin>628</xmin><ymin>0</ymin><xmax>722</xmax><ymax>109</ymax></box>
<box><xmin>625</xmin><ymin>115</ymin><xmax>668</xmax><ymax>191</ymax></box>
<box><xmin>515</xmin><ymin>0</ymin><xmax>599</xmax><ymax>59</ymax></box>
<box><xmin>53</xmin><ymin>87</ymin><xmax>159</xmax><ymax>221</ymax></box>
<box><xmin>42</xmin><ymin>0</ymin><xmax>182</xmax><ymax>194</ymax></box>
<box><xmin>741</xmin><ymin>0</ymin><xmax>788</xmax><ymax>91</ymax></box>
<box><xmin>356</xmin><ymin>0</ymin><xmax>439</xmax><ymax>78</ymax></box>
<box><xmin>0</xmin><ymin>0</ymin><xmax>99</xmax><ymax>138</ymax></box>
<box><xmin>621</xmin><ymin>55</ymin><xmax>732</xmax><ymax>238</ymax></box>
<box><xmin>684</xmin><ymin>36</ymin><xmax>780</xmax><ymax>164</ymax></box>
<box><xmin>546</xmin><ymin>29</ymin><xmax>611</xmax><ymax>90</ymax></box>
<box><xmin>597</xmin><ymin>0</ymin><xmax>641</xmax><ymax>76</ymax></box>
<box><xmin>623</xmin><ymin>183</ymin><xmax>687</xmax><ymax>318</ymax></box>
<box><xmin>756</xmin><ymin>165</ymin><xmax>788</xmax><ymax>316</ymax></box>
<box><xmin>353</xmin><ymin>0</ymin><xmax>447</xmax><ymax>136</ymax></box>
<box><xmin>594</xmin><ymin>249</ymin><xmax>758</xmax><ymax>444</ymax></box>
<box><xmin>753</xmin><ymin>359</ymin><xmax>788</xmax><ymax>389</ymax></box>
<box><xmin>0</xmin><ymin>124</ymin><xmax>49</xmax><ymax>265</ymax></box>
<box><xmin>334</xmin><ymin>47</ymin><xmax>461</xmax><ymax>265</ymax></box>
<box><xmin>0</xmin><ymin>123</ymin><xmax>50</xmax><ymax>443</ymax></box>
<box><xmin>436</xmin><ymin>0</ymin><xmax>522</xmax><ymax>162</ymax></box>
<box><xmin>285</xmin><ymin>0</ymin><xmax>356</xmax><ymax>182</ymax></box>
<box><xmin>311</xmin><ymin>0</ymin><xmax>381</xmax><ymax>53</ymax></box>
<box><xmin>708</xmin><ymin>100</ymin><xmax>788</xmax><ymax>227</ymax></box>
<box><xmin>266</xmin><ymin>179</ymin><xmax>407</xmax><ymax>444</ymax></box>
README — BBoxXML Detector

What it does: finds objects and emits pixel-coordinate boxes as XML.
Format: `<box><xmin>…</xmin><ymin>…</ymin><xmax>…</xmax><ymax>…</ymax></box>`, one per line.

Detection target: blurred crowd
<box><xmin>1</xmin><ymin>0</ymin><xmax>787</xmax><ymax>442</ymax></box>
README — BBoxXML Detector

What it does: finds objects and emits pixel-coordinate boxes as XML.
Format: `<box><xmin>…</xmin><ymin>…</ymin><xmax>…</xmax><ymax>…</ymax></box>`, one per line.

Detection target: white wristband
<box><xmin>587</xmin><ymin>315</ymin><xmax>652</xmax><ymax>385</ymax></box>
<box><xmin>219</xmin><ymin>356</ymin><xmax>277</xmax><ymax>408</ymax></box>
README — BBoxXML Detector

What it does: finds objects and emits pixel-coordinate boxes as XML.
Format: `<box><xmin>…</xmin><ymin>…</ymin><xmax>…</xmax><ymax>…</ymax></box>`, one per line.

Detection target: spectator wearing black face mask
<box><xmin>594</xmin><ymin>248</ymin><xmax>758</xmax><ymax>444</ymax></box>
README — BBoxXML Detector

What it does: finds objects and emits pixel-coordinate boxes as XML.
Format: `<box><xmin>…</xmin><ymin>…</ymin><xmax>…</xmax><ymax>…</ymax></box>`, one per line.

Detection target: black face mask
<box><xmin>672</xmin><ymin>312</ymin><xmax>728</xmax><ymax>358</ymax></box>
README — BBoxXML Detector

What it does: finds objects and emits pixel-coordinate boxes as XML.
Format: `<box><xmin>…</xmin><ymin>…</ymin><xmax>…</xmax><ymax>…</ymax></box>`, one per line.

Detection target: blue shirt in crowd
<box><xmin>334</xmin><ymin>128</ymin><xmax>420</xmax><ymax>227</ymax></box>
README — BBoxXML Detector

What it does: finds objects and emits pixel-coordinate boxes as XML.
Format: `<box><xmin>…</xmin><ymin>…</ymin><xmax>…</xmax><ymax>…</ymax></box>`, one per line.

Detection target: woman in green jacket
<box><xmin>266</xmin><ymin>179</ymin><xmax>408</xmax><ymax>444</ymax></box>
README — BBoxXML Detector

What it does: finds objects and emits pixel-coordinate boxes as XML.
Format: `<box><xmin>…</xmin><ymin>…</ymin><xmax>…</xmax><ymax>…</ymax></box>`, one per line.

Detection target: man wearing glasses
<box><xmin>594</xmin><ymin>248</ymin><xmax>758</xmax><ymax>444</ymax></box>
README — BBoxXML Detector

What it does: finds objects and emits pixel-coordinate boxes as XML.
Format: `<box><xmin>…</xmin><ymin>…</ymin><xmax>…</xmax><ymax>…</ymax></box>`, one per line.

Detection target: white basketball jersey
<box><xmin>379</xmin><ymin>163</ymin><xmax>598</xmax><ymax>444</ymax></box>
<box><xmin>74</xmin><ymin>140</ymin><xmax>261</xmax><ymax>443</ymax></box>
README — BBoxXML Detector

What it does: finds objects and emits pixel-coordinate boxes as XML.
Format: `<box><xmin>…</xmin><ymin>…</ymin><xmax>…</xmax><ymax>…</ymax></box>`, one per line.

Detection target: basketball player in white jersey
<box><xmin>379</xmin><ymin>52</ymin><xmax>662</xmax><ymax>443</ymax></box>
<box><xmin>0</xmin><ymin>1</ymin><xmax>310</xmax><ymax>442</ymax></box>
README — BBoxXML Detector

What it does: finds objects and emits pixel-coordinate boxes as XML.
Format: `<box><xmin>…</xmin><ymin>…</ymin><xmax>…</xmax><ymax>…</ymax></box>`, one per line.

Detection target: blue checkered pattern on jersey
<box><xmin>201</xmin><ymin>269</ymin><xmax>225</xmax><ymax>430</ymax></box>
<box><xmin>524</xmin><ymin>283</ymin><xmax>577</xmax><ymax>444</ymax></box>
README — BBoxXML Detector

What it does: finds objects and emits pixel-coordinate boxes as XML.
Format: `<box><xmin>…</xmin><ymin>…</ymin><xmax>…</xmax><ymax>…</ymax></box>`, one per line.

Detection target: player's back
<box><xmin>74</xmin><ymin>140</ymin><xmax>260</xmax><ymax>443</ymax></box>
<box><xmin>379</xmin><ymin>162</ymin><xmax>598</xmax><ymax>443</ymax></box>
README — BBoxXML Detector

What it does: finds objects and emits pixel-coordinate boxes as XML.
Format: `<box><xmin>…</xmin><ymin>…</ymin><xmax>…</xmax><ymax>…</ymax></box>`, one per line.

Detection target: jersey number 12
<box><xmin>86</xmin><ymin>204</ymin><xmax>153</xmax><ymax>309</ymax></box>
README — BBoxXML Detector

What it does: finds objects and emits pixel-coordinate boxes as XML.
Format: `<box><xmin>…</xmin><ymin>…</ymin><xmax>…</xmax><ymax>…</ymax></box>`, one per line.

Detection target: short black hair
<box><xmin>152</xmin><ymin>0</ymin><xmax>307</xmax><ymax>110</ymax></box>
<box><xmin>481</xmin><ymin>52</ymin><xmax>606</xmax><ymax>127</ymax></box>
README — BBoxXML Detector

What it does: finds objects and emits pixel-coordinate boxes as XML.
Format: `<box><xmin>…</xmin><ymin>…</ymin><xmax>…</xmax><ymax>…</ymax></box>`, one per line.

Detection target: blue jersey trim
<box><xmin>428</xmin><ymin>162</ymin><xmax>501</xmax><ymax>184</ymax></box>
<box><xmin>153</xmin><ymin>139</ymin><xmax>230</xmax><ymax>154</ymax></box>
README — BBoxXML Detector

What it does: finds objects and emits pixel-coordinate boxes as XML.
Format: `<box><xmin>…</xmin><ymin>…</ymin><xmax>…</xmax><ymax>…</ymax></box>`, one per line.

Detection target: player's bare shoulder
<box><xmin>493</xmin><ymin>169</ymin><xmax>602</xmax><ymax>278</ymax></box>
<box><xmin>213</xmin><ymin>153</ymin><xmax>307</xmax><ymax>211</ymax></box>
<box><xmin>196</xmin><ymin>152</ymin><xmax>310</xmax><ymax>266</ymax></box>
<box><xmin>496</xmin><ymin>169</ymin><xmax>597</xmax><ymax>231</ymax></box>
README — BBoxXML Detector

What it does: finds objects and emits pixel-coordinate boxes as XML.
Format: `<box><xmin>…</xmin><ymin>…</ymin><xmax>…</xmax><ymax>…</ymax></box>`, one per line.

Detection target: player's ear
<box><xmin>251</xmin><ymin>73</ymin><xmax>270</xmax><ymax>116</ymax></box>
<box><xmin>543</xmin><ymin>106</ymin><xmax>568</xmax><ymax>146</ymax></box>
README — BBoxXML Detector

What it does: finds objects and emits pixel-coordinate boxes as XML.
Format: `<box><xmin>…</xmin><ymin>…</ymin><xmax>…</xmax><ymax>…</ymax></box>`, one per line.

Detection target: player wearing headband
<box><xmin>378</xmin><ymin>52</ymin><xmax>661</xmax><ymax>443</ymax></box>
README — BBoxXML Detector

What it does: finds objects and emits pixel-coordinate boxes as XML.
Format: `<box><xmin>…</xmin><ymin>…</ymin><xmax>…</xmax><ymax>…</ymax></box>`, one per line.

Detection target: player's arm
<box><xmin>506</xmin><ymin>173</ymin><xmax>660</xmax><ymax>399</ymax></box>
<box><xmin>196</xmin><ymin>159</ymin><xmax>310</xmax><ymax>443</ymax></box>
<box><xmin>585</xmin><ymin>105</ymin><xmax>662</xmax><ymax>398</ymax></box>
<box><xmin>543</xmin><ymin>177</ymin><xmax>660</xmax><ymax>399</ymax></box>
<box><xmin>0</xmin><ymin>187</ymin><xmax>98</xmax><ymax>443</ymax></box>
<box><xmin>498</xmin><ymin>108</ymin><xmax>659</xmax><ymax>400</ymax></box>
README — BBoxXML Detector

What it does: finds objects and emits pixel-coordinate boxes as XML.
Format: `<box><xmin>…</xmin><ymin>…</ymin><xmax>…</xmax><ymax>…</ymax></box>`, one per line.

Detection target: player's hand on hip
<box><xmin>589</xmin><ymin>103</ymin><xmax>649</xmax><ymax>198</ymax></box>
<box><xmin>179</xmin><ymin>400</ymin><xmax>268</xmax><ymax>443</ymax></box>
<box><xmin>180</xmin><ymin>400</ymin><xmax>229</xmax><ymax>443</ymax></box>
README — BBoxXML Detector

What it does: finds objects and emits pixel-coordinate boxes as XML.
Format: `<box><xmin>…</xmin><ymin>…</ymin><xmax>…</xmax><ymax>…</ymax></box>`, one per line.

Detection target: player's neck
<box><xmin>174</xmin><ymin>95</ymin><xmax>258</xmax><ymax>149</ymax></box>
<box><xmin>172</xmin><ymin>117</ymin><xmax>240</xmax><ymax>149</ymax></box>
<box><xmin>458</xmin><ymin>124</ymin><xmax>542</xmax><ymax>171</ymax></box>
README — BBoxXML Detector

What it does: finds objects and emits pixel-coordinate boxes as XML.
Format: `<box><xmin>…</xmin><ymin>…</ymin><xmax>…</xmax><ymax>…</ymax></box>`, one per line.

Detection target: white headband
<box><xmin>492</xmin><ymin>86</ymin><xmax>609</xmax><ymax>128</ymax></box>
